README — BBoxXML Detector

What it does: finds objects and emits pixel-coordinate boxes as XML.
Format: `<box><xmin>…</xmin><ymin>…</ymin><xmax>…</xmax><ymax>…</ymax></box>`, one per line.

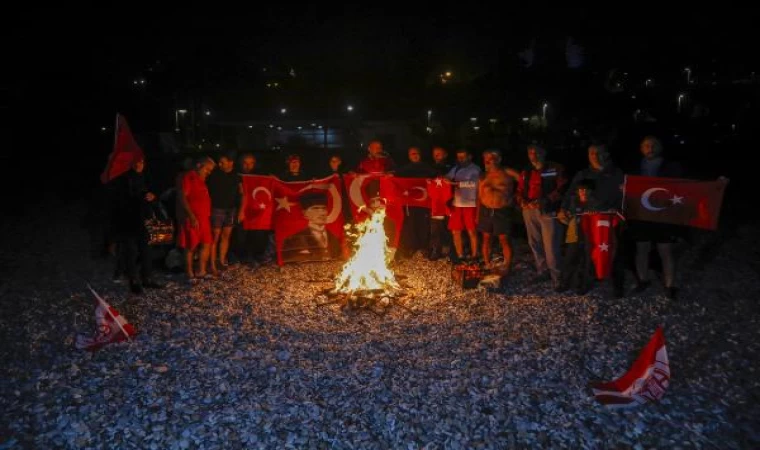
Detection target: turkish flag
<box><xmin>426</xmin><ymin>177</ymin><xmax>453</xmax><ymax>217</ymax></box>
<box><xmin>240</xmin><ymin>175</ymin><xmax>276</xmax><ymax>230</ymax></box>
<box><xmin>100</xmin><ymin>114</ymin><xmax>145</xmax><ymax>184</ymax></box>
<box><xmin>592</xmin><ymin>326</ymin><xmax>670</xmax><ymax>408</ymax></box>
<box><xmin>580</xmin><ymin>213</ymin><xmax>621</xmax><ymax>280</ymax></box>
<box><xmin>385</xmin><ymin>177</ymin><xmax>431</xmax><ymax>208</ymax></box>
<box><xmin>273</xmin><ymin>175</ymin><xmax>346</xmax><ymax>265</ymax></box>
<box><xmin>624</xmin><ymin>176</ymin><xmax>727</xmax><ymax>230</ymax></box>
<box><xmin>75</xmin><ymin>285</ymin><xmax>136</xmax><ymax>351</ymax></box>
<box><xmin>341</xmin><ymin>174</ymin><xmax>403</xmax><ymax>248</ymax></box>
<box><xmin>378</xmin><ymin>178</ymin><xmax>406</xmax><ymax>249</ymax></box>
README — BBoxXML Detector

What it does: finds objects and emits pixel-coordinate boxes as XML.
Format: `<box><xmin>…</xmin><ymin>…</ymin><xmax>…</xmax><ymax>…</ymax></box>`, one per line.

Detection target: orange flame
<box><xmin>334</xmin><ymin>208</ymin><xmax>399</xmax><ymax>293</ymax></box>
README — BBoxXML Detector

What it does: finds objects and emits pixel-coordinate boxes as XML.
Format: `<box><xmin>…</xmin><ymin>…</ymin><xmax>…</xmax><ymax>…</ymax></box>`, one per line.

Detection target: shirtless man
<box><xmin>478</xmin><ymin>149</ymin><xmax>516</xmax><ymax>272</ymax></box>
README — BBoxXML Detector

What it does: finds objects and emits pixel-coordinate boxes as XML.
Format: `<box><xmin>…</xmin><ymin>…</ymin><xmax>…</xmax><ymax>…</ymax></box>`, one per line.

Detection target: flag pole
<box><xmin>621</xmin><ymin>175</ymin><xmax>627</xmax><ymax>215</ymax></box>
<box><xmin>86</xmin><ymin>283</ymin><xmax>132</xmax><ymax>341</ymax></box>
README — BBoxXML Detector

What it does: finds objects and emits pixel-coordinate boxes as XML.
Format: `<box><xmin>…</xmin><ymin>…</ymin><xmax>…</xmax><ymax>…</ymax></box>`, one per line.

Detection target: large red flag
<box><xmin>274</xmin><ymin>175</ymin><xmax>346</xmax><ymax>265</ymax></box>
<box><xmin>624</xmin><ymin>176</ymin><xmax>727</xmax><ymax>230</ymax></box>
<box><xmin>580</xmin><ymin>213</ymin><xmax>621</xmax><ymax>280</ymax></box>
<box><xmin>75</xmin><ymin>285</ymin><xmax>136</xmax><ymax>351</ymax></box>
<box><xmin>100</xmin><ymin>114</ymin><xmax>145</xmax><ymax>184</ymax></box>
<box><xmin>240</xmin><ymin>175</ymin><xmax>276</xmax><ymax>230</ymax></box>
<box><xmin>592</xmin><ymin>326</ymin><xmax>670</xmax><ymax>408</ymax></box>
<box><xmin>343</xmin><ymin>174</ymin><xmax>403</xmax><ymax>248</ymax></box>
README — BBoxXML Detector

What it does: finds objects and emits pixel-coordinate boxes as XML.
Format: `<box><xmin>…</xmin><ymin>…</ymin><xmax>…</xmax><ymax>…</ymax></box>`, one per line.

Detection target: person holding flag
<box><xmin>560</xmin><ymin>144</ymin><xmax>626</xmax><ymax>298</ymax></box>
<box><xmin>627</xmin><ymin>136</ymin><xmax>686</xmax><ymax>299</ymax></box>
<box><xmin>107</xmin><ymin>157</ymin><xmax>164</xmax><ymax>294</ymax></box>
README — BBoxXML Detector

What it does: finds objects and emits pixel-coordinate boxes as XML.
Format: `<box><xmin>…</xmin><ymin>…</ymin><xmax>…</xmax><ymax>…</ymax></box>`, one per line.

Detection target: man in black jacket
<box><xmin>108</xmin><ymin>157</ymin><xmax>164</xmax><ymax>294</ymax></box>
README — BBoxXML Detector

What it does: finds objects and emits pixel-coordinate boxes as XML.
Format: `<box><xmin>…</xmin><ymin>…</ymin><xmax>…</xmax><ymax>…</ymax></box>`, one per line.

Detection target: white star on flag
<box><xmin>275</xmin><ymin>197</ymin><xmax>296</xmax><ymax>212</ymax></box>
<box><xmin>435</xmin><ymin>179</ymin><xmax>443</xmax><ymax>187</ymax></box>
<box><xmin>599</xmin><ymin>242</ymin><xmax>609</xmax><ymax>252</ymax></box>
<box><xmin>258</xmin><ymin>203</ymin><xmax>266</xmax><ymax>209</ymax></box>
<box><xmin>670</xmin><ymin>195</ymin><xmax>684</xmax><ymax>205</ymax></box>
<box><xmin>403</xmin><ymin>190</ymin><xmax>409</xmax><ymax>196</ymax></box>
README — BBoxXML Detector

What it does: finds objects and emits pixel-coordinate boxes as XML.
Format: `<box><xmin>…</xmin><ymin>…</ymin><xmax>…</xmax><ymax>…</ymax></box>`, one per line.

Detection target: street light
<box><xmin>677</xmin><ymin>93</ymin><xmax>685</xmax><ymax>113</ymax></box>
<box><xmin>175</xmin><ymin>109</ymin><xmax>188</xmax><ymax>132</ymax></box>
<box><xmin>542</xmin><ymin>102</ymin><xmax>549</xmax><ymax>120</ymax></box>
<box><xmin>346</xmin><ymin>105</ymin><xmax>354</xmax><ymax>112</ymax></box>
<box><xmin>280</xmin><ymin>108</ymin><xmax>287</xmax><ymax>115</ymax></box>
<box><xmin>684</xmin><ymin>67</ymin><xmax>692</xmax><ymax>84</ymax></box>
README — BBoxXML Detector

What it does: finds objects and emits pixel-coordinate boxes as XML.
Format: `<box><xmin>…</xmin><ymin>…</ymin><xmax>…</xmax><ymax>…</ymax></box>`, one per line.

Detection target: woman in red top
<box><xmin>178</xmin><ymin>157</ymin><xmax>216</xmax><ymax>279</ymax></box>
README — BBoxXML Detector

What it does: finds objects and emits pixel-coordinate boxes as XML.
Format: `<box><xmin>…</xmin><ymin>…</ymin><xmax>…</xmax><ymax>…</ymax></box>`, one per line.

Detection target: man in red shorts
<box><xmin>446</xmin><ymin>149</ymin><xmax>481</xmax><ymax>263</ymax></box>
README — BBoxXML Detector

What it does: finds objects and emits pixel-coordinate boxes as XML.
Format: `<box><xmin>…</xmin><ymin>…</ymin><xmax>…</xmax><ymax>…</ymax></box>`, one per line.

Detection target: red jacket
<box><xmin>357</xmin><ymin>155</ymin><xmax>395</xmax><ymax>174</ymax></box>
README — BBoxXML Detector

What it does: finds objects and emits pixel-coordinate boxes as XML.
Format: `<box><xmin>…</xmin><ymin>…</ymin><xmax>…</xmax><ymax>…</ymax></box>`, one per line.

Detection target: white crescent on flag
<box><xmin>410</xmin><ymin>186</ymin><xmax>428</xmax><ymax>202</ymax></box>
<box><xmin>641</xmin><ymin>188</ymin><xmax>669</xmax><ymax>211</ymax></box>
<box><xmin>349</xmin><ymin>174</ymin><xmax>369</xmax><ymax>212</ymax></box>
<box><xmin>251</xmin><ymin>186</ymin><xmax>272</xmax><ymax>201</ymax></box>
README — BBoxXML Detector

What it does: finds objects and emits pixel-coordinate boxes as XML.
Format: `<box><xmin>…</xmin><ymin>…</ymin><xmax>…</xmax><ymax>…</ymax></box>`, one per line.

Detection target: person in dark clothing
<box><xmin>280</xmin><ymin>154</ymin><xmax>310</xmax><ymax>182</ymax></box>
<box><xmin>627</xmin><ymin>136</ymin><xmax>686</xmax><ymax>299</ymax></box>
<box><xmin>557</xmin><ymin>179</ymin><xmax>597</xmax><ymax>294</ymax></box>
<box><xmin>427</xmin><ymin>146</ymin><xmax>453</xmax><ymax>260</ymax></box>
<box><xmin>207</xmin><ymin>153</ymin><xmax>241</xmax><ymax>270</ymax></box>
<box><xmin>107</xmin><ymin>157</ymin><xmax>164</xmax><ymax>294</ymax></box>
<box><xmin>560</xmin><ymin>144</ymin><xmax>626</xmax><ymax>298</ymax></box>
<box><xmin>324</xmin><ymin>153</ymin><xmax>353</xmax><ymax>224</ymax></box>
<box><xmin>235</xmin><ymin>153</ymin><xmax>269</xmax><ymax>265</ymax></box>
<box><xmin>395</xmin><ymin>146</ymin><xmax>437</xmax><ymax>258</ymax></box>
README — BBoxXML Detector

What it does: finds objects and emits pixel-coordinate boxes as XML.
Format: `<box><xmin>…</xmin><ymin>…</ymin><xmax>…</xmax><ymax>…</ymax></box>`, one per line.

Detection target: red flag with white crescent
<box><xmin>75</xmin><ymin>285</ymin><xmax>136</xmax><ymax>351</ymax></box>
<box><xmin>240</xmin><ymin>175</ymin><xmax>276</xmax><ymax>230</ymax></box>
<box><xmin>273</xmin><ymin>175</ymin><xmax>346</xmax><ymax>265</ymax></box>
<box><xmin>343</xmin><ymin>174</ymin><xmax>402</xmax><ymax>248</ymax></box>
<box><xmin>426</xmin><ymin>177</ymin><xmax>453</xmax><ymax>217</ymax></box>
<box><xmin>592</xmin><ymin>326</ymin><xmax>670</xmax><ymax>408</ymax></box>
<box><xmin>623</xmin><ymin>175</ymin><xmax>727</xmax><ymax>230</ymax></box>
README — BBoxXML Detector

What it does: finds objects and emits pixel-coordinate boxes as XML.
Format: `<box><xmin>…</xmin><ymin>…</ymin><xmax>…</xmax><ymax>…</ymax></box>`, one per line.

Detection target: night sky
<box><xmin>5</xmin><ymin>8</ymin><xmax>759</xmax><ymax>201</ymax></box>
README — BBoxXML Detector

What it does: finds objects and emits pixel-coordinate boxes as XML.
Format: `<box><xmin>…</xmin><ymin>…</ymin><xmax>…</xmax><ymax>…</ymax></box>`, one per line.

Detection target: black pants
<box><xmin>399</xmin><ymin>206</ymin><xmax>430</xmax><ymax>255</ymax></box>
<box><xmin>235</xmin><ymin>227</ymin><xmax>271</xmax><ymax>262</ymax></box>
<box><xmin>117</xmin><ymin>232</ymin><xmax>152</xmax><ymax>283</ymax></box>
<box><xmin>429</xmin><ymin>217</ymin><xmax>450</xmax><ymax>253</ymax></box>
<box><xmin>560</xmin><ymin>242</ymin><xmax>594</xmax><ymax>292</ymax></box>
<box><xmin>561</xmin><ymin>228</ymin><xmax>626</xmax><ymax>294</ymax></box>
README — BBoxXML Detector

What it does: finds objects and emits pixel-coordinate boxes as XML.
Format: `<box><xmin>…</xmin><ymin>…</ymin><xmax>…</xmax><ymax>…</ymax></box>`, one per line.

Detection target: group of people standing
<box><xmin>105</xmin><ymin>135</ymin><xmax>704</xmax><ymax>300</ymax></box>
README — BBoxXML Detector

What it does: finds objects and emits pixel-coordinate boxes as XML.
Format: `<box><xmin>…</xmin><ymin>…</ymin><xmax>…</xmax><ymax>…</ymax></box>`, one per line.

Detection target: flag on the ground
<box><xmin>623</xmin><ymin>176</ymin><xmax>727</xmax><ymax>230</ymax></box>
<box><xmin>75</xmin><ymin>285</ymin><xmax>136</xmax><ymax>351</ymax></box>
<box><xmin>100</xmin><ymin>114</ymin><xmax>145</xmax><ymax>184</ymax></box>
<box><xmin>591</xmin><ymin>326</ymin><xmax>670</xmax><ymax>408</ymax></box>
